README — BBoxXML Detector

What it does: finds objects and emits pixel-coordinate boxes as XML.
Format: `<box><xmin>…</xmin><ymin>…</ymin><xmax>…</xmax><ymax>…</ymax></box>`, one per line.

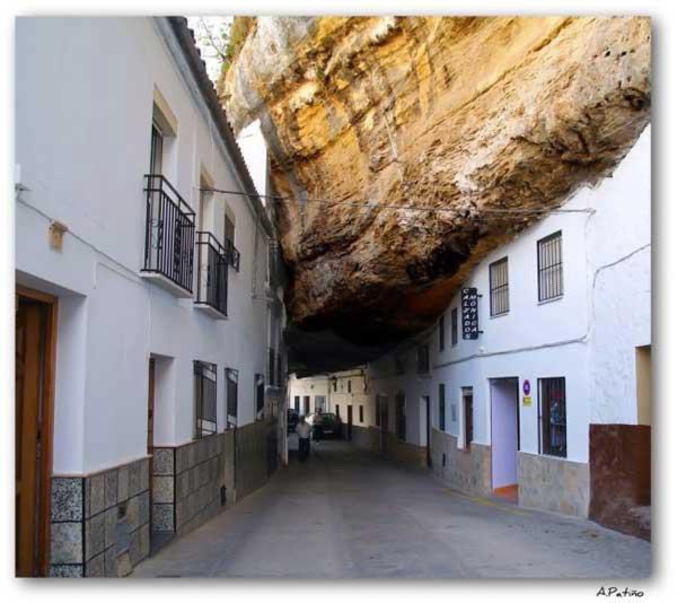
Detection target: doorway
<box><xmin>15</xmin><ymin>287</ymin><xmax>57</xmax><ymax>577</ymax></box>
<box><xmin>346</xmin><ymin>405</ymin><xmax>353</xmax><ymax>441</ymax></box>
<box><xmin>490</xmin><ymin>378</ymin><xmax>519</xmax><ymax>502</ymax></box>
<box><xmin>423</xmin><ymin>396</ymin><xmax>431</xmax><ymax>467</ymax></box>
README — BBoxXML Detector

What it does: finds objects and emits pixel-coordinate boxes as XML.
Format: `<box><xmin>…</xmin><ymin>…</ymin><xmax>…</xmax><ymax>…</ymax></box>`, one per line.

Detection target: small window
<box><xmin>438</xmin><ymin>384</ymin><xmax>446</xmax><ymax>431</ymax></box>
<box><xmin>255</xmin><ymin>373</ymin><xmax>265</xmax><ymax>418</ymax></box>
<box><xmin>539</xmin><ymin>377</ymin><xmax>566</xmax><ymax>457</ymax></box>
<box><xmin>462</xmin><ymin>387</ymin><xmax>473</xmax><ymax>450</ymax></box>
<box><xmin>333</xmin><ymin>380</ymin><xmax>337</xmax><ymax>392</ymax></box>
<box><xmin>226</xmin><ymin>368</ymin><xmax>238</xmax><ymax>428</ymax></box>
<box><xmin>359</xmin><ymin>405</ymin><xmax>364</xmax><ymax>423</ymax></box>
<box><xmin>335</xmin><ymin>404</ymin><xmax>340</xmax><ymax>418</ymax></box>
<box><xmin>489</xmin><ymin>257</ymin><xmax>509</xmax><ymax>316</ymax></box>
<box><xmin>194</xmin><ymin>361</ymin><xmax>217</xmax><ymax>438</ymax></box>
<box><xmin>537</xmin><ymin>231</ymin><xmax>563</xmax><ymax>301</ymax></box>
<box><xmin>315</xmin><ymin>395</ymin><xmax>326</xmax><ymax>413</ymax></box>
<box><xmin>294</xmin><ymin>395</ymin><xmax>300</xmax><ymax>413</ymax></box>
<box><xmin>396</xmin><ymin>392</ymin><xmax>406</xmax><ymax>441</ymax></box>
<box><xmin>303</xmin><ymin>396</ymin><xmax>310</xmax><ymax>416</ymax></box>
<box><xmin>417</xmin><ymin>344</ymin><xmax>429</xmax><ymax>374</ymax></box>
<box><xmin>451</xmin><ymin>308</ymin><xmax>458</xmax><ymax>346</ymax></box>
<box><xmin>439</xmin><ymin>315</ymin><xmax>445</xmax><ymax>351</ymax></box>
<box><xmin>347</xmin><ymin>380</ymin><xmax>352</xmax><ymax>394</ymax></box>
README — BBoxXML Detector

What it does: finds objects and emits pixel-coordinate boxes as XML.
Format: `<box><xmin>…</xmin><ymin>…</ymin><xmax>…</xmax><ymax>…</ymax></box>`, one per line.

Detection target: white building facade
<box><xmin>349</xmin><ymin>126</ymin><xmax>651</xmax><ymax>536</ymax></box>
<box><xmin>15</xmin><ymin>17</ymin><xmax>287</xmax><ymax>577</ymax></box>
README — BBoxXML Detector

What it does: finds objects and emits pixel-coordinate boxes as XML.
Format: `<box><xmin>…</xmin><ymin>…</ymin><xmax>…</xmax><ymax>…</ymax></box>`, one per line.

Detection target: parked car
<box><xmin>287</xmin><ymin>409</ymin><xmax>299</xmax><ymax>433</ymax></box>
<box><xmin>315</xmin><ymin>412</ymin><xmax>343</xmax><ymax>438</ymax></box>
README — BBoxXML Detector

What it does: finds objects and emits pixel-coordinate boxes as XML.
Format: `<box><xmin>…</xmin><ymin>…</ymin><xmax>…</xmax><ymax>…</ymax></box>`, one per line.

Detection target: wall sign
<box><xmin>523</xmin><ymin>396</ymin><xmax>532</xmax><ymax>407</ymax></box>
<box><xmin>523</xmin><ymin>379</ymin><xmax>531</xmax><ymax>396</ymax></box>
<box><xmin>461</xmin><ymin>287</ymin><xmax>480</xmax><ymax>340</ymax></box>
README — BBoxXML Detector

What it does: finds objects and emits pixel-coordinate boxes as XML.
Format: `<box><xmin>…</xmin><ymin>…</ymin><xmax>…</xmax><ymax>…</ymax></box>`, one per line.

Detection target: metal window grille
<box><xmin>268</xmin><ymin>348</ymin><xmax>275</xmax><ymax>386</ymax></box>
<box><xmin>335</xmin><ymin>405</ymin><xmax>340</xmax><ymax>418</ymax></box>
<box><xmin>194</xmin><ymin>361</ymin><xmax>217</xmax><ymax>438</ymax></box>
<box><xmin>143</xmin><ymin>174</ymin><xmax>195</xmax><ymax>293</ymax></box>
<box><xmin>539</xmin><ymin>377</ymin><xmax>567</xmax><ymax>458</ymax></box>
<box><xmin>255</xmin><ymin>373</ymin><xmax>265</xmax><ymax>416</ymax></box>
<box><xmin>463</xmin><ymin>387</ymin><xmax>473</xmax><ymax>449</ymax></box>
<box><xmin>294</xmin><ymin>396</ymin><xmax>300</xmax><ymax>412</ymax></box>
<box><xmin>537</xmin><ymin>231</ymin><xmax>563</xmax><ymax>301</ymax></box>
<box><xmin>417</xmin><ymin>344</ymin><xmax>429</xmax><ymax>374</ymax></box>
<box><xmin>451</xmin><ymin>308</ymin><xmax>458</xmax><ymax>346</ymax></box>
<box><xmin>438</xmin><ymin>384</ymin><xmax>446</xmax><ymax>431</ymax></box>
<box><xmin>196</xmin><ymin>231</ymin><xmax>228</xmax><ymax>316</ymax></box>
<box><xmin>489</xmin><ymin>257</ymin><xmax>509</xmax><ymax>316</ymax></box>
<box><xmin>226</xmin><ymin>368</ymin><xmax>238</xmax><ymax>427</ymax></box>
<box><xmin>439</xmin><ymin>315</ymin><xmax>445</xmax><ymax>351</ymax></box>
<box><xmin>396</xmin><ymin>392</ymin><xmax>406</xmax><ymax>441</ymax></box>
<box><xmin>359</xmin><ymin>405</ymin><xmax>364</xmax><ymax>422</ymax></box>
<box><xmin>347</xmin><ymin>380</ymin><xmax>351</xmax><ymax>394</ymax></box>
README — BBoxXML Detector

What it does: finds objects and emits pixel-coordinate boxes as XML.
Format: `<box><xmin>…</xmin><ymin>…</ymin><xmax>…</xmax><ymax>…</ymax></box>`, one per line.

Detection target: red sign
<box><xmin>523</xmin><ymin>379</ymin><xmax>531</xmax><ymax>396</ymax></box>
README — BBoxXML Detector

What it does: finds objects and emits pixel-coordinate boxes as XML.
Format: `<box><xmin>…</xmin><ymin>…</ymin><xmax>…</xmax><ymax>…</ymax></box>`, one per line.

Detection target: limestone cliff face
<box><xmin>222</xmin><ymin>17</ymin><xmax>650</xmax><ymax>370</ymax></box>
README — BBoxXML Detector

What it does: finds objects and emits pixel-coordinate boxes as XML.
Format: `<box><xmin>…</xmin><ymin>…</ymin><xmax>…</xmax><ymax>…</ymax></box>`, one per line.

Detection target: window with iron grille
<box><xmin>439</xmin><ymin>314</ymin><xmax>445</xmax><ymax>351</ymax></box>
<box><xmin>438</xmin><ymin>383</ymin><xmax>446</xmax><ymax>431</ymax></box>
<box><xmin>255</xmin><ymin>373</ymin><xmax>265</xmax><ymax>417</ymax></box>
<box><xmin>194</xmin><ymin>361</ymin><xmax>217</xmax><ymax>438</ymax></box>
<box><xmin>347</xmin><ymin>380</ymin><xmax>352</xmax><ymax>394</ymax></box>
<box><xmin>539</xmin><ymin>377</ymin><xmax>567</xmax><ymax>458</ymax></box>
<box><xmin>225</xmin><ymin>368</ymin><xmax>238</xmax><ymax>428</ymax></box>
<box><xmin>395</xmin><ymin>392</ymin><xmax>406</xmax><ymax>441</ymax></box>
<box><xmin>359</xmin><ymin>405</ymin><xmax>364</xmax><ymax>423</ymax></box>
<box><xmin>335</xmin><ymin>404</ymin><xmax>340</xmax><ymax>418</ymax></box>
<box><xmin>489</xmin><ymin>257</ymin><xmax>509</xmax><ymax>316</ymax></box>
<box><xmin>462</xmin><ymin>387</ymin><xmax>474</xmax><ymax>450</ymax></box>
<box><xmin>294</xmin><ymin>395</ymin><xmax>300</xmax><ymax>413</ymax></box>
<box><xmin>537</xmin><ymin>231</ymin><xmax>563</xmax><ymax>301</ymax></box>
<box><xmin>451</xmin><ymin>308</ymin><xmax>458</xmax><ymax>346</ymax></box>
<box><xmin>417</xmin><ymin>344</ymin><xmax>430</xmax><ymax>374</ymax></box>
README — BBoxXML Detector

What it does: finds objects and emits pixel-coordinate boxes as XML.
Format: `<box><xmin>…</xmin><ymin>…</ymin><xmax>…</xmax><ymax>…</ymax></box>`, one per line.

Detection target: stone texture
<box><xmin>85</xmin><ymin>552</ymin><xmax>105</xmax><ymax>578</ymax></box>
<box><xmin>152</xmin><ymin>504</ymin><xmax>174</xmax><ymax>532</ymax></box>
<box><xmin>51</xmin><ymin>477</ymin><xmax>83</xmax><ymax>522</ymax></box>
<box><xmin>104</xmin><ymin>469</ymin><xmax>118</xmax><ymax>509</ymax></box>
<box><xmin>153</xmin><ymin>476</ymin><xmax>175</xmax><ymax>504</ymax></box>
<box><xmin>222</xmin><ymin>17</ymin><xmax>651</xmax><ymax>374</ymax></box>
<box><xmin>49</xmin><ymin>564</ymin><xmax>83</xmax><ymax>578</ymax></box>
<box><xmin>431</xmin><ymin>429</ymin><xmax>492</xmax><ymax>497</ymax></box>
<box><xmin>153</xmin><ymin>448</ymin><xmax>174</xmax><ymax>476</ymax></box>
<box><xmin>117</xmin><ymin>465</ymin><xmax>129</xmax><ymax>502</ymax></box>
<box><xmin>86</xmin><ymin>473</ymin><xmax>105</xmax><ymax>518</ymax></box>
<box><xmin>518</xmin><ymin>451</ymin><xmax>590</xmax><ymax>517</ymax></box>
<box><xmin>85</xmin><ymin>512</ymin><xmax>106</xmax><ymax>561</ymax></box>
<box><xmin>51</xmin><ymin>522</ymin><xmax>83</xmax><ymax>564</ymax></box>
<box><xmin>104</xmin><ymin>545</ymin><xmax>117</xmax><ymax>577</ymax></box>
<box><xmin>104</xmin><ymin>507</ymin><xmax>117</xmax><ymax>550</ymax></box>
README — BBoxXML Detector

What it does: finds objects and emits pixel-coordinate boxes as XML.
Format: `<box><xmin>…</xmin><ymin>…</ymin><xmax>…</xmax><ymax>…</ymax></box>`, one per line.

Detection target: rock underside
<box><xmin>221</xmin><ymin>16</ymin><xmax>651</xmax><ymax>375</ymax></box>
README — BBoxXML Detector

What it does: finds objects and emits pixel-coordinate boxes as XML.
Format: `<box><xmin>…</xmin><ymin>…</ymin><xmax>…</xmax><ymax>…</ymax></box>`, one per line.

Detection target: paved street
<box><xmin>134</xmin><ymin>438</ymin><xmax>650</xmax><ymax>579</ymax></box>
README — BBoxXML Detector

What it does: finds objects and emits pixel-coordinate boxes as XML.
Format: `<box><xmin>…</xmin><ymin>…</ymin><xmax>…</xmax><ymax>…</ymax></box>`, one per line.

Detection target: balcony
<box><xmin>195</xmin><ymin>231</ymin><xmax>228</xmax><ymax>319</ymax></box>
<box><xmin>141</xmin><ymin>174</ymin><xmax>195</xmax><ymax>296</ymax></box>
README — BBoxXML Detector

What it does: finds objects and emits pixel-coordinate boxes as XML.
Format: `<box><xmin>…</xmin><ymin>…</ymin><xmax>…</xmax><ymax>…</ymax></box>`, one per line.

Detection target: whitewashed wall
<box><xmin>16</xmin><ymin>17</ymin><xmax>274</xmax><ymax>474</ymax></box>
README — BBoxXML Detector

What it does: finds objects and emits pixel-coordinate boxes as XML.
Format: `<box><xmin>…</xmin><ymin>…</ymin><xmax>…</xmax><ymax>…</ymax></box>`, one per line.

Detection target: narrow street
<box><xmin>134</xmin><ymin>438</ymin><xmax>650</xmax><ymax>579</ymax></box>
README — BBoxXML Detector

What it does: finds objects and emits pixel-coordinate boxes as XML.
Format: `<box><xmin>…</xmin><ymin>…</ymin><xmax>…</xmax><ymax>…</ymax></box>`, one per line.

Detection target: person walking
<box><xmin>312</xmin><ymin>409</ymin><xmax>324</xmax><ymax>444</ymax></box>
<box><xmin>296</xmin><ymin>415</ymin><xmax>312</xmax><ymax>462</ymax></box>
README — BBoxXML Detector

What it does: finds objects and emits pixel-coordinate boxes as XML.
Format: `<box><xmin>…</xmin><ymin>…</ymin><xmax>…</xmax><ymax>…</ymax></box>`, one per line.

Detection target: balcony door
<box><xmin>15</xmin><ymin>287</ymin><xmax>57</xmax><ymax>577</ymax></box>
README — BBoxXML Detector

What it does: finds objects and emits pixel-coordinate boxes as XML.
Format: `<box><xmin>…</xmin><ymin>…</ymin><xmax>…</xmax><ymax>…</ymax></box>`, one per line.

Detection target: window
<box><xmin>303</xmin><ymin>396</ymin><xmax>310</xmax><ymax>416</ymax></box>
<box><xmin>396</xmin><ymin>392</ymin><xmax>406</xmax><ymax>441</ymax></box>
<box><xmin>417</xmin><ymin>344</ymin><xmax>430</xmax><ymax>374</ymax></box>
<box><xmin>333</xmin><ymin>380</ymin><xmax>337</xmax><ymax>392</ymax></box>
<box><xmin>335</xmin><ymin>404</ymin><xmax>340</xmax><ymax>418</ymax></box>
<box><xmin>150</xmin><ymin>121</ymin><xmax>164</xmax><ymax>175</ymax></box>
<box><xmin>226</xmin><ymin>368</ymin><xmax>238</xmax><ymax>428</ymax></box>
<box><xmin>539</xmin><ymin>377</ymin><xmax>566</xmax><ymax>457</ymax></box>
<box><xmin>451</xmin><ymin>308</ymin><xmax>458</xmax><ymax>346</ymax></box>
<box><xmin>224</xmin><ymin>213</ymin><xmax>235</xmax><ymax>246</ymax></box>
<box><xmin>255</xmin><ymin>373</ymin><xmax>265</xmax><ymax>417</ymax></box>
<box><xmin>537</xmin><ymin>231</ymin><xmax>563</xmax><ymax>301</ymax></box>
<box><xmin>462</xmin><ymin>387</ymin><xmax>473</xmax><ymax>450</ymax></box>
<box><xmin>438</xmin><ymin>384</ymin><xmax>446</xmax><ymax>431</ymax></box>
<box><xmin>194</xmin><ymin>361</ymin><xmax>217</xmax><ymax>438</ymax></box>
<box><xmin>294</xmin><ymin>395</ymin><xmax>300</xmax><ymax>413</ymax></box>
<box><xmin>315</xmin><ymin>395</ymin><xmax>326</xmax><ymax>413</ymax></box>
<box><xmin>439</xmin><ymin>315</ymin><xmax>445</xmax><ymax>351</ymax></box>
<box><xmin>347</xmin><ymin>380</ymin><xmax>352</xmax><ymax>394</ymax></box>
<box><xmin>489</xmin><ymin>257</ymin><xmax>509</xmax><ymax>316</ymax></box>
<box><xmin>359</xmin><ymin>405</ymin><xmax>364</xmax><ymax>423</ymax></box>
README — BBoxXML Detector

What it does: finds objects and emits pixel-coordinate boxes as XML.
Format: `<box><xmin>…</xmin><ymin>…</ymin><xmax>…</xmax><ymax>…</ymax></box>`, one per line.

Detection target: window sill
<box><xmin>489</xmin><ymin>311</ymin><xmax>509</xmax><ymax>320</ymax></box>
<box><xmin>140</xmin><ymin>271</ymin><xmax>193</xmax><ymax>298</ymax></box>
<box><xmin>537</xmin><ymin>295</ymin><xmax>564</xmax><ymax>306</ymax></box>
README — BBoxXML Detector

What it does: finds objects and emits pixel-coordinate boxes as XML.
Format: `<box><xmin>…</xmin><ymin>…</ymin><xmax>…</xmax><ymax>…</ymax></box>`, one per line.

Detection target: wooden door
<box><xmin>15</xmin><ymin>288</ymin><xmax>57</xmax><ymax>577</ymax></box>
<box><xmin>347</xmin><ymin>405</ymin><xmax>353</xmax><ymax>441</ymax></box>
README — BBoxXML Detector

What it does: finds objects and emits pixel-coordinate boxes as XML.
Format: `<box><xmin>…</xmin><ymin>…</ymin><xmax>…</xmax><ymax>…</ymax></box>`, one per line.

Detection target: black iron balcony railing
<box><xmin>143</xmin><ymin>174</ymin><xmax>195</xmax><ymax>293</ymax></box>
<box><xmin>224</xmin><ymin>237</ymin><xmax>241</xmax><ymax>272</ymax></box>
<box><xmin>196</xmin><ymin>231</ymin><xmax>228</xmax><ymax>317</ymax></box>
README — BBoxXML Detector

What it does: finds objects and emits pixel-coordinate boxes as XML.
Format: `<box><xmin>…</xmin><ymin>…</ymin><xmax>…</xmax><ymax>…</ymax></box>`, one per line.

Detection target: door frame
<box><xmin>16</xmin><ymin>285</ymin><xmax>58</xmax><ymax>577</ymax></box>
<box><xmin>489</xmin><ymin>376</ymin><xmax>520</xmax><ymax>491</ymax></box>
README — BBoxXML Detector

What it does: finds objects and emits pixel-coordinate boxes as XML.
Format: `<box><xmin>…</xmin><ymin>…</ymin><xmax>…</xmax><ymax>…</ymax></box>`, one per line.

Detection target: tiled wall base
<box><xmin>350</xmin><ymin>425</ymin><xmax>427</xmax><ymax>468</ymax></box>
<box><xmin>50</xmin><ymin>456</ymin><xmax>150</xmax><ymax>577</ymax></box>
<box><xmin>351</xmin><ymin>425</ymin><xmax>381</xmax><ymax>453</ymax></box>
<box><xmin>234</xmin><ymin>420</ymin><xmax>271</xmax><ymax>500</ymax></box>
<box><xmin>430</xmin><ymin>429</ymin><xmax>492</xmax><ymax>497</ymax></box>
<box><xmin>518</xmin><ymin>452</ymin><xmax>590</xmax><ymax>518</ymax></box>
